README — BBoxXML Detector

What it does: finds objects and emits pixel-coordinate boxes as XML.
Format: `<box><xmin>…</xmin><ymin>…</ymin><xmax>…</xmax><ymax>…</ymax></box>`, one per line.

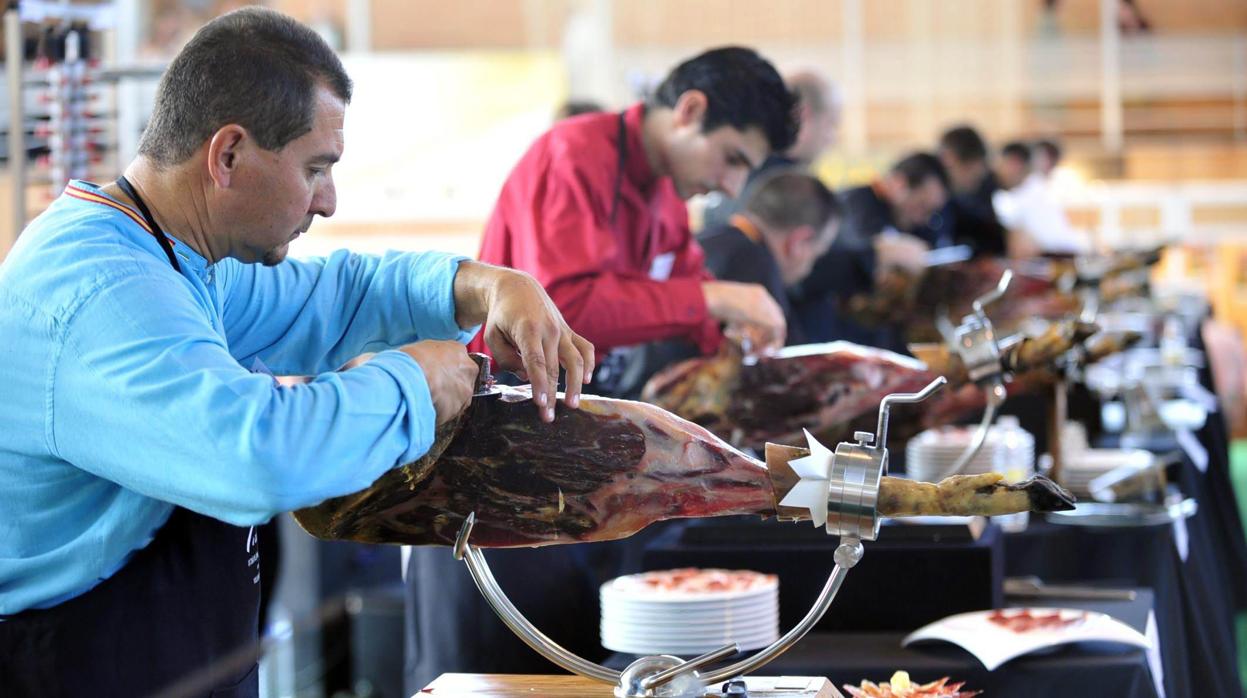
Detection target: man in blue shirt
<box><xmin>0</xmin><ymin>8</ymin><xmax>592</xmax><ymax>695</ymax></box>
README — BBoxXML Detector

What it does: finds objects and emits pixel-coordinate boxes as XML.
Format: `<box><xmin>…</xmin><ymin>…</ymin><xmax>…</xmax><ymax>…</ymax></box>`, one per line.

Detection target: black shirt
<box><xmin>920</xmin><ymin>171</ymin><xmax>1006</xmax><ymax>255</ymax></box>
<box><xmin>792</xmin><ymin>184</ymin><xmax>908</xmax><ymax>352</ymax></box>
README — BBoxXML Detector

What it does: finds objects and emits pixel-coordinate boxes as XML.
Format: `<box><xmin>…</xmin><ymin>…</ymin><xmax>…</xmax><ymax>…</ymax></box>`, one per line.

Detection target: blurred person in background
<box><xmin>615</xmin><ymin>170</ymin><xmax>842</xmax><ymax>397</ymax></box>
<box><xmin>408</xmin><ymin>46</ymin><xmax>799</xmax><ymax>693</ymax></box>
<box><xmin>701</xmin><ymin>67</ymin><xmax>842</xmax><ymax>230</ymax></box>
<box><xmin>555</xmin><ymin>99</ymin><xmax>605</xmax><ymax>120</ymax></box>
<box><xmin>792</xmin><ymin>152</ymin><xmax>950</xmax><ymax>352</ymax></box>
<box><xmin>930</xmin><ymin>124</ymin><xmax>1007</xmax><ymax>255</ymax></box>
<box><xmin>994</xmin><ymin>141</ymin><xmax>1088</xmax><ymax>256</ymax></box>
<box><xmin>472</xmin><ymin>46</ymin><xmax>797</xmax><ymax>394</ymax></box>
<box><xmin>1033</xmin><ymin>138</ymin><xmax>1062</xmax><ymax>179</ymax></box>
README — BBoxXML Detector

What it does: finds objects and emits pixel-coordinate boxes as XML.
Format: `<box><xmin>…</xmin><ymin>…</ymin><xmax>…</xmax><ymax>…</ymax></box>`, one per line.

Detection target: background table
<box><xmin>604</xmin><ymin>589</ymin><xmax>1162</xmax><ymax>698</ymax></box>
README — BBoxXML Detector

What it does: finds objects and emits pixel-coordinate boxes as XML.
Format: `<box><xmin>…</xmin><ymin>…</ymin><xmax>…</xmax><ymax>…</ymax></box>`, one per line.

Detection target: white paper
<box><xmin>648</xmin><ymin>252</ymin><xmax>675</xmax><ymax>281</ymax></box>
<box><xmin>902</xmin><ymin>608</ymin><xmax>1152</xmax><ymax>671</ymax></box>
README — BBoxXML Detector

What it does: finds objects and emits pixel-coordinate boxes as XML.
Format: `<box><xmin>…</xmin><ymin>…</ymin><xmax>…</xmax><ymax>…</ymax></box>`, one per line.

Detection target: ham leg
<box><xmin>294</xmin><ymin>385</ymin><xmax>778</xmax><ymax>548</ymax></box>
<box><xmin>642</xmin><ymin>342</ymin><xmax>935</xmax><ymax>450</ymax></box>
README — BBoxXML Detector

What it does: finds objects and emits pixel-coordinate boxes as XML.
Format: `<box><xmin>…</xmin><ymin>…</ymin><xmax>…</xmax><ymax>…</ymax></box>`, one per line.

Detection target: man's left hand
<box><xmin>455</xmin><ymin>261</ymin><xmax>595</xmax><ymax>422</ymax></box>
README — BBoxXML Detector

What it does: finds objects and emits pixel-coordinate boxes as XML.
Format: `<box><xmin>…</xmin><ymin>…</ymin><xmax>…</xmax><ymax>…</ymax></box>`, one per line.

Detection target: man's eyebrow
<box><xmin>308</xmin><ymin>153</ymin><xmax>340</xmax><ymax>165</ymax></box>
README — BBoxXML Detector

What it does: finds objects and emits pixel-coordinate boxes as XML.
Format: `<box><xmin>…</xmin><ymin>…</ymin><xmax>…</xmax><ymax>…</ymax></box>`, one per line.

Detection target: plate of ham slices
<box><xmin>902</xmin><ymin>607</ymin><xmax>1151</xmax><ymax>670</ymax></box>
<box><xmin>600</xmin><ymin>568</ymin><xmax>779</xmax><ymax>655</ymax></box>
<box><xmin>843</xmin><ymin>671</ymin><xmax>980</xmax><ymax>698</ymax></box>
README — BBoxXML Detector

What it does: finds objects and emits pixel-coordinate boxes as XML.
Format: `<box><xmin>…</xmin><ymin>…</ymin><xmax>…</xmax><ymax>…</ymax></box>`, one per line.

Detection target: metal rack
<box><xmin>451</xmin><ymin>378</ymin><xmax>947</xmax><ymax>698</ymax></box>
<box><xmin>3</xmin><ymin>0</ymin><xmax>162</xmax><ymax>252</ymax></box>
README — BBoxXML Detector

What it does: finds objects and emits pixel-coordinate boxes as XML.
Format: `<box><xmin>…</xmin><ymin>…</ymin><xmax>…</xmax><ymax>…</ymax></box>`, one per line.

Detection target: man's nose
<box><xmin>312</xmin><ymin>176</ymin><xmax>337</xmax><ymax>218</ymax></box>
<box><xmin>720</xmin><ymin>168</ymin><xmax>748</xmax><ymax>198</ymax></box>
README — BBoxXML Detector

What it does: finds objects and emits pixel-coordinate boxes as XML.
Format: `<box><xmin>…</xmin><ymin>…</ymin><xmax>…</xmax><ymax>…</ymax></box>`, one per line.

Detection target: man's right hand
<box><xmin>702</xmin><ymin>280</ymin><xmax>787</xmax><ymax>350</ymax></box>
<box><xmin>873</xmin><ymin>233</ymin><xmax>929</xmax><ymax>278</ymax></box>
<box><xmin>397</xmin><ymin>340</ymin><xmax>480</xmax><ymax>425</ymax></box>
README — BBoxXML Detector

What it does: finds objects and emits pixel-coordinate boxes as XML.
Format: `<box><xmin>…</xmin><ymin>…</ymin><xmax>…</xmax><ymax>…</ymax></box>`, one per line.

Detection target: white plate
<box><xmin>602</xmin><ymin>580</ymin><xmax>776</xmax><ymax>604</ymax></box>
<box><xmin>902</xmin><ymin>607</ymin><xmax>1151</xmax><ymax>671</ymax></box>
<box><xmin>602</xmin><ymin>624</ymin><xmax>777</xmax><ymax>640</ymax></box>
<box><xmin>602</xmin><ymin>608</ymin><xmax>778</xmax><ymax>627</ymax></box>
<box><xmin>601</xmin><ymin>596</ymin><xmax>776</xmax><ymax>615</ymax></box>
<box><xmin>601</xmin><ymin>631</ymin><xmax>779</xmax><ymax>655</ymax></box>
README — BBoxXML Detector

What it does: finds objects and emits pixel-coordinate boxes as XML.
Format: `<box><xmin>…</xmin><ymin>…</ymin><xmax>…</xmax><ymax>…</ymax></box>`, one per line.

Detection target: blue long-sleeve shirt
<box><xmin>0</xmin><ymin>181</ymin><xmax>475</xmax><ymax>614</ymax></box>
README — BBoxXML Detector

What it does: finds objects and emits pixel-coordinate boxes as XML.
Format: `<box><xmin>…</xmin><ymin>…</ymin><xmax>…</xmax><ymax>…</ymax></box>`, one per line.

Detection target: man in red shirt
<box><xmin>474</xmin><ymin>46</ymin><xmax>797</xmax><ymax>393</ymax></box>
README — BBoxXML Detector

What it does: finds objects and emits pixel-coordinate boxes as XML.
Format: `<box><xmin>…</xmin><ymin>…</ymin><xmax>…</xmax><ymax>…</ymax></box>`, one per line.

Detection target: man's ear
<box><xmin>206</xmin><ymin>124</ymin><xmax>249</xmax><ymax>188</ymax></box>
<box><xmin>671</xmin><ymin>89</ymin><xmax>709</xmax><ymax>131</ymax></box>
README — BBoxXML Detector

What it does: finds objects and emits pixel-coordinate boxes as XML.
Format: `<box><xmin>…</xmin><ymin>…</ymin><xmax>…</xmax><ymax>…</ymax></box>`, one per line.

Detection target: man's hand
<box><xmin>454</xmin><ymin>261</ymin><xmax>594</xmax><ymax>422</ymax></box>
<box><xmin>702</xmin><ymin>280</ymin><xmax>787</xmax><ymax>351</ymax></box>
<box><xmin>397</xmin><ymin>341</ymin><xmax>480</xmax><ymax>425</ymax></box>
<box><xmin>873</xmin><ymin>233</ymin><xmax>929</xmax><ymax>278</ymax></box>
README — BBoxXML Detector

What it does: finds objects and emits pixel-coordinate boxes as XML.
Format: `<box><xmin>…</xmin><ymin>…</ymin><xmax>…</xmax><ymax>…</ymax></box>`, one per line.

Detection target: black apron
<box><xmin>0</xmin><ymin>178</ymin><xmax>261</xmax><ymax>697</ymax></box>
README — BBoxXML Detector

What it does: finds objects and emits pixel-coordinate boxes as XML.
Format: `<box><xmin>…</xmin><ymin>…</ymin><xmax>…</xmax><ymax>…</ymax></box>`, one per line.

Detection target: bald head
<box><xmin>783</xmin><ymin>68</ymin><xmax>841</xmax><ymax>164</ymax></box>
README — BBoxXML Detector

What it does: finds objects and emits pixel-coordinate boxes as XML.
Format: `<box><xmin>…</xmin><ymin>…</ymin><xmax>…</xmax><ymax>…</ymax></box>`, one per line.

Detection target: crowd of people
<box><xmin>0</xmin><ymin>7</ymin><xmax>1095</xmax><ymax>695</ymax></box>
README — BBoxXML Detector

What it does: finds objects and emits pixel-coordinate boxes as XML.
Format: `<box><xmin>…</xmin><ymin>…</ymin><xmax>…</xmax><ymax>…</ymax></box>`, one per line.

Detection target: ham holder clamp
<box><xmin>449</xmin><ymin>374</ymin><xmax>948</xmax><ymax>698</ymax></box>
<box><xmin>927</xmin><ymin>270</ymin><xmax>1012</xmax><ymax>476</ymax></box>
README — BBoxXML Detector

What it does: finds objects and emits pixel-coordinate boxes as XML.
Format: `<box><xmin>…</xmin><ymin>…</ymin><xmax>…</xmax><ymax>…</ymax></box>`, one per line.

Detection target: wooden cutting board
<box><xmin>418</xmin><ymin>673</ymin><xmax>843</xmax><ymax>697</ymax></box>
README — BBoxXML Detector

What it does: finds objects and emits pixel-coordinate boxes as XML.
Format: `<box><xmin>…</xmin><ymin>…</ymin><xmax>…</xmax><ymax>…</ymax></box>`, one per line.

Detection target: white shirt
<box><xmin>994</xmin><ymin>172</ymin><xmax>1089</xmax><ymax>254</ymax></box>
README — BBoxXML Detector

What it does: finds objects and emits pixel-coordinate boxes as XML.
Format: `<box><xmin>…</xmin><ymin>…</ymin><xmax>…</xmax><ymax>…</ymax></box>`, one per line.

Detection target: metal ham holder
<box><xmin>934</xmin><ymin>269</ymin><xmax>1014</xmax><ymax>476</ymax></box>
<box><xmin>450</xmin><ymin>377</ymin><xmax>947</xmax><ymax>698</ymax></box>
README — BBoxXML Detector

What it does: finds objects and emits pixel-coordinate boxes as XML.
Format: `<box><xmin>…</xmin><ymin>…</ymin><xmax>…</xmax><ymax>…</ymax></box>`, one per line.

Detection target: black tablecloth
<box><xmin>1191</xmin><ymin>324</ymin><xmax>1247</xmax><ymax>610</ymax></box>
<box><xmin>603</xmin><ymin>590</ymin><xmax>1161</xmax><ymax>698</ymax></box>
<box><xmin>1081</xmin><ymin>425</ymin><xmax>1245</xmax><ymax>696</ymax></box>
<box><xmin>1003</xmin><ymin>520</ymin><xmax>1197</xmax><ymax>697</ymax></box>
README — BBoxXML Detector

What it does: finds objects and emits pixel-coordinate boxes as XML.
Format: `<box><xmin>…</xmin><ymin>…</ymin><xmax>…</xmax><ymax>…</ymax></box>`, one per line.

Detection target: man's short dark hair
<box><xmin>1034</xmin><ymin>138</ymin><xmax>1062</xmax><ymax>165</ymax></box>
<box><xmin>1001</xmin><ymin>141</ymin><xmax>1032</xmax><ymax>165</ymax></box>
<box><xmin>891</xmin><ymin>152</ymin><xmax>950</xmax><ymax>192</ymax></box>
<box><xmin>556</xmin><ymin>100</ymin><xmax>604</xmax><ymax>120</ymax></box>
<box><xmin>138</xmin><ymin>7</ymin><xmax>353</xmax><ymax>166</ymax></box>
<box><xmin>938</xmin><ymin>125</ymin><xmax>989</xmax><ymax>164</ymax></box>
<box><xmin>744</xmin><ymin>170</ymin><xmax>840</xmax><ymax>240</ymax></box>
<box><xmin>649</xmin><ymin>46</ymin><xmax>798</xmax><ymax>154</ymax></box>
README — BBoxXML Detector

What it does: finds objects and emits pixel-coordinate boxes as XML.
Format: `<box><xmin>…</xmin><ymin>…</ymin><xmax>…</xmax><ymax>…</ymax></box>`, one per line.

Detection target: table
<box><xmin>603</xmin><ymin>590</ymin><xmax>1162</xmax><ymax>698</ymax></box>
<box><xmin>419</xmin><ymin>673</ymin><xmax>842</xmax><ymax>697</ymax></box>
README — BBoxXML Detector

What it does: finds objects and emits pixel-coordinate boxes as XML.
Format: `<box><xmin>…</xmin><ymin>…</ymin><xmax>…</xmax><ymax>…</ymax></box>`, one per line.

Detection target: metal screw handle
<box><xmin>972</xmin><ymin>268</ymin><xmax>1013</xmax><ymax>317</ymax></box>
<box><xmin>874</xmin><ymin>376</ymin><xmax>947</xmax><ymax>454</ymax></box>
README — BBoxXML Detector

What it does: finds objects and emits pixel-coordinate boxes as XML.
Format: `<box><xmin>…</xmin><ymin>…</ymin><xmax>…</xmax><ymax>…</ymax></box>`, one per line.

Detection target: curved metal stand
<box><xmin>942</xmin><ymin>379</ymin><xmax>1007</xmax><ymax>477</ymax></box>
<box><xmin>450</xmin><ymin>379</ymin><xmax>946</xmax><ymax>697</ymax></box>
<box><xmin>453</xmin><ymin>514</ymin><xmax>865</xmax><ymax>697</ymax></box>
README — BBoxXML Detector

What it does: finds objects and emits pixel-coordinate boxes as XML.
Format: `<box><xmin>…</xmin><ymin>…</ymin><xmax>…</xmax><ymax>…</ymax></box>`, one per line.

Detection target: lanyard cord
<box><xmin>115</xmin><ymin>175</ymin><xmax>181</xmax><ymax>272</ymax></box>
<box><xmin>608</xmin><ymin>111</ymin><xmax>627</xmax><ymax>227</ymax></box>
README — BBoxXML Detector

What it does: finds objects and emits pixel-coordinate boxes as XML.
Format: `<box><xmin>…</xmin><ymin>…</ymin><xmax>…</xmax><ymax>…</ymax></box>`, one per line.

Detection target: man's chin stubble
<box><xmin>261</xmin><ymin>247</ymin><xmax>287</xmax><ymax>267</ymax></box>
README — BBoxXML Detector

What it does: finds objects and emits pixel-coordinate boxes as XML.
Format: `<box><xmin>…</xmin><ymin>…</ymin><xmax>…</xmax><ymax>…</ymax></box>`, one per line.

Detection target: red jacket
<box><xmin>472</xmin><ymin>103</ymin><xmax>720</xmax><ymax>357</ymax></box>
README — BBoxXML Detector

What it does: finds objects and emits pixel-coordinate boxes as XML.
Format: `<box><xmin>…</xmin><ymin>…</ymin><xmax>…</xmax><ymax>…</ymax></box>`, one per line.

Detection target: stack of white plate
<box><xmin>906</xmin><ymin>416</ymin><xmax>1036</xmax><ymax>484</ymax></box>
<box><xmin>600</xmin><ymin>568</ymin><xmax>779</xmax><ymax>656</ymax></box>
<box><xmin>1058</xmin><ymin>448</ymin><xmax>1154</xmax><ymax>498</ymax></box>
